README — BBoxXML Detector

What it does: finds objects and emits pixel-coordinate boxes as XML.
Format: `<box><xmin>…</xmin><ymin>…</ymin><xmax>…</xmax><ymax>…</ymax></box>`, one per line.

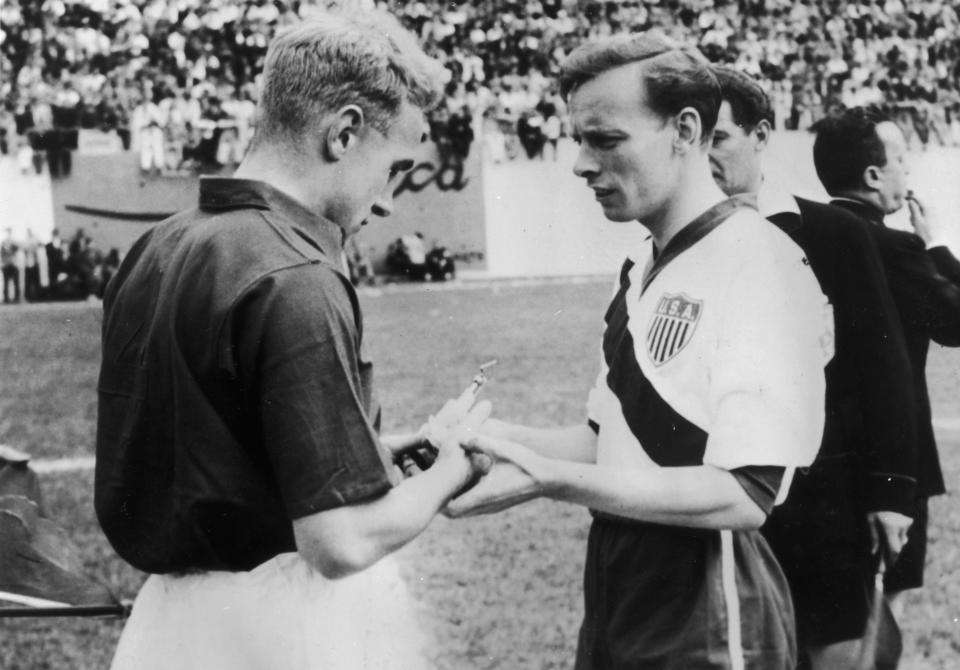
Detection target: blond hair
<box><xmin>253</xmin><ymin>11</ymin><xmax>443</xmax><ymax>149</ymax></box>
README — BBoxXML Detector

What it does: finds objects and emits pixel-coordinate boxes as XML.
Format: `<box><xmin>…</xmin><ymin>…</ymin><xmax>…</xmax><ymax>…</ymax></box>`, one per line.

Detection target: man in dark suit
<box><xmin>710</xmin><ymin>68</ymin><xmax>918</xmax><ymax>670</ymax></box>
<box><xmin>44</xmin><ymin>228</ymin><xmax>65</xmax><ymax>290</ymax></box>
<box><xmin>813</xmin><ymin>106</ymin><xmax>960</xmax><ymax>619</ymax></box>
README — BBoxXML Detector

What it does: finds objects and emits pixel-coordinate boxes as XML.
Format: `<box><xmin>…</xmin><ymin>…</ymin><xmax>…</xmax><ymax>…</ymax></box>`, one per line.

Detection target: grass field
<box><xmin>1</xmin><ymin>280</ymin><xmax>959</xmax><ymax>669</ymax></box>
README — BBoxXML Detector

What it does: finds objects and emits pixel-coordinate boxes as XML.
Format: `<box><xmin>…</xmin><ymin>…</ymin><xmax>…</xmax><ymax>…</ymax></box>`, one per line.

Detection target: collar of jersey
<box><xmin>641</xmin><ymin>194</ymin><xmax>756</xmax><ymax>293</ymax></box>
<box><xmin>198</xmin><ymin>177</ymin><xmax>344</xmax><ymax>258</ymax></box>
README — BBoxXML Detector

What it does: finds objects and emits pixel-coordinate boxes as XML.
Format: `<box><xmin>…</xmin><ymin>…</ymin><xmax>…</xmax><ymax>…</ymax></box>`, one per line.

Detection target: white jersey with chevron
<box><xmin>587</xmin><ymin>205</ymin><xmax>832</xmax><ymax>474</ymax></box>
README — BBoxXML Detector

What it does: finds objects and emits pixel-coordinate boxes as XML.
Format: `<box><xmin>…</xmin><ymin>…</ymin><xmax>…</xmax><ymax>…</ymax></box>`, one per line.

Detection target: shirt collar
<box><xmin>198</xmin><ymin>177</ymin><xmax>345</xmax><ymax>257</ymax></box>
<box><xmin>757</xmin><ymin>185</ymin><xmax>800</xmax><ymax>219</ymax></box>
<box><xmin>641</xmin><ymin>194</ymin><xmax>755</xmax><ymax>293</ymax></box>
<box><xmin>830</xmin><ymin>197</ymin><xmax>886</xmax><ymax>227</ymax></box>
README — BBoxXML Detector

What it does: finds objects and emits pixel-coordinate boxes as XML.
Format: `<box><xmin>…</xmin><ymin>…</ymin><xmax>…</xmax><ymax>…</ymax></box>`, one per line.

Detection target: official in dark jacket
<box><xmin>813</xmin><ymin>105</ymin><xmax>960</xmax><ymax>613</ymax></box>
<box><xmin>710</xmin><ymin>68</ymin><xmax>919</xmax><ymax>670</ymax></box>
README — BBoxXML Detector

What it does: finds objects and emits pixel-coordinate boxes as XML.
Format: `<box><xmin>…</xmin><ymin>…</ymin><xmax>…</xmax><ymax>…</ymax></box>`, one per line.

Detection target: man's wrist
<box><xmin>429</xmin><ymin>450</ymin><xmax>475</xmax><ymax>499</ymax></box>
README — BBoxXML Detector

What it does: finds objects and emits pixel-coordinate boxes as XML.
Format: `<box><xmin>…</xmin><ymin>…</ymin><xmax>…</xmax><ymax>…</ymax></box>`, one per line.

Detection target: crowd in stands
<box><xmin>1</xmin><ymin>226</ymin><xmax>121</xmax><ymax>303</ymax></box>
<box><xmin>2</xmin><ymin>0</ymin><xmax>960</xmax><ymax>178</ymax></box>
<box><xmin>1</xmin><ymin>0</ymin><xmax>959</xmax><ymax>296</ymax></box>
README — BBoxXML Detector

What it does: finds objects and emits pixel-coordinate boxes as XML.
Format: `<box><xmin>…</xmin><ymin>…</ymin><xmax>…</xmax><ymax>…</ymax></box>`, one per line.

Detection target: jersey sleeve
<box><xmin>233</xmin><ymin>264</ymin><xmax>395</xmax><ymax>519</ymax></box>
<box><xmin>730</xmin><ymin>466</ymin><xmax>787</xmax><ymax>515</ymax></box>
<box><xmin>704</xmin><ymin>235</ymin><xmax>832</xmax><ymax>471</ymax></box>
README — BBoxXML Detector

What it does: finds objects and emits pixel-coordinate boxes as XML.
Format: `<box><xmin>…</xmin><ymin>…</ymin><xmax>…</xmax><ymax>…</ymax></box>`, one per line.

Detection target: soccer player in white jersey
<box><xmin>450</xmin><ymin>33</ymin><xmax>833</xmax><ymax>669</ymax></box>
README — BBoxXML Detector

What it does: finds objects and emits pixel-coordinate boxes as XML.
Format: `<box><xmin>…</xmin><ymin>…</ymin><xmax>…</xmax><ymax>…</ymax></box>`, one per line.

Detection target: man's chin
<box><xmin>601</xmin><ymin>208</ymin><xmax>637</xmax><ymax>223</ymax></box>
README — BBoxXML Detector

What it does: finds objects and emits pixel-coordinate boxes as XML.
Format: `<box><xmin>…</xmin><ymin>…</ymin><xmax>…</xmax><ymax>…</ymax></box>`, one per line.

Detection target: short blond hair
<box><xmin>253</xmin><ymin>11</ymin><xmax>443</xmax><ymax>148</ymax></box>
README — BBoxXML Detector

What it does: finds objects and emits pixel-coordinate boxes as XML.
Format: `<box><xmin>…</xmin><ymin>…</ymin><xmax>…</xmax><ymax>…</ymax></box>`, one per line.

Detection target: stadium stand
<box><xmin>2</xmin><ymin>0</ymin><xmax>959</xmax><ymax>174</ymax></box>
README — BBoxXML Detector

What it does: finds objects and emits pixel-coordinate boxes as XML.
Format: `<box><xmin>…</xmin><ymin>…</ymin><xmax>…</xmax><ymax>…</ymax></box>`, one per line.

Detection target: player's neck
<box><xmin>647</xmin><ymin>166</ymin><xmax>727</xmax><ymax>251</ymax></box>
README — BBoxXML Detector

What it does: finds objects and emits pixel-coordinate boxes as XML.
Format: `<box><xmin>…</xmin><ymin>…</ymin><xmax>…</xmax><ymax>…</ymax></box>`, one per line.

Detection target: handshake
<box><xmin>390</xmin><ymin>359</ymin><xmax>498</xmax><ymax>477</ymax></box>
<box><xmin>381</xmin><ymin>361</ymin><xmax>544</xmax><ymax>517</ymax></box>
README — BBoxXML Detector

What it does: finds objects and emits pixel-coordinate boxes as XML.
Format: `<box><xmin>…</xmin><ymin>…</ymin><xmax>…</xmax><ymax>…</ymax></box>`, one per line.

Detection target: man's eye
<box><xmin>592</xmin><ymin>137</ymin><xmax>618</xmax><ymax>149</ymax></box>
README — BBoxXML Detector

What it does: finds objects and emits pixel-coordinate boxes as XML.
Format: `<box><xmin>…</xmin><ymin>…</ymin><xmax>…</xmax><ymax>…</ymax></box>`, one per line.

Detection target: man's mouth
<box><xmin>592</xmin><ymin>187</ymin><xmax>615</xmax><ymax>202</ymax></box>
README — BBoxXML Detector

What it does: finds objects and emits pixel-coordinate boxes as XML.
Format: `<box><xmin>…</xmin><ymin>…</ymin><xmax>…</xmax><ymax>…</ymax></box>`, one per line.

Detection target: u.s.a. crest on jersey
<box><xmin>647</xmin><ymin>293</ymin><xmax>703</xmax><ymax>365</ymax></box>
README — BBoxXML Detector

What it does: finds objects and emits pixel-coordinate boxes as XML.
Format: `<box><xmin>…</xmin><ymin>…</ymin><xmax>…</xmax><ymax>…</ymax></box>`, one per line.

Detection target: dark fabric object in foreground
<box><xmin>0</xmin><ymin>448</ymin><xmax>119</xmax><ymax>608</ymax></box>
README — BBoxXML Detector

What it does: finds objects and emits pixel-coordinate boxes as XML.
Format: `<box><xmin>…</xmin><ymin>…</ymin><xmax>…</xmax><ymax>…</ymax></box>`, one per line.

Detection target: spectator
<box><xmin>44</xmin><ymin>228</ymin><xmax>65</xmax><ymax>287</ymax></box>
<box><xmin>21</xmin><ymin>228</ymin><xmax>42</xmax><ymax>302</ymax></box>
<box><xmin>133</xmin><ymin>92</ymin><xmax>165</xmax><ymax>176</ymax></box>
<box><xmin>98</xmin><ymin>248</ymin><xmax>121</xmax><ymax>298</ymax></box>
<box><xmin>2</xmin><ymin>228</ymin><xmax>20</xmax><ymax>304</ymax></box>
<box><xmin>517</xmin><ymin>109</ymin><xmax>544</xmax><ymax>159</ymax></box>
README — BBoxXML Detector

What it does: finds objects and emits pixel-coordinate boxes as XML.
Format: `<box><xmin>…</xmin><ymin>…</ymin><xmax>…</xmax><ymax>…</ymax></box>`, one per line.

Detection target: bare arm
<box><xmin>480</xmin><ymin>419</ymin><xmax>598</xmax><ymax>463</ymax></box>
<box><xmin>294</xmin><ymin>402</ymin><xmax>490</xmax><ymax>579</ymax></box>
<box><xmin>452</xmin><ymin>434</ymin><xmax>765</xmax><ymax>529</ymax></box>
<box><xmin>293</xmin><ymin>454</ymin><xmax>475</xmax><ymax>578</ymax></box>
<box><xmin>547</xmin><ymin>459</ymin><xmax>767</xmax><ymax>529</ymax></box>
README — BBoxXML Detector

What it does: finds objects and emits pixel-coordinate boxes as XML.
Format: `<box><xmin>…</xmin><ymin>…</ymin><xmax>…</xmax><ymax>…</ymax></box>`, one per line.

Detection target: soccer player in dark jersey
<box><xmin>96</xmin><ymin>12</ymin><xmax>488</xmax><ymax>669</ymax></box>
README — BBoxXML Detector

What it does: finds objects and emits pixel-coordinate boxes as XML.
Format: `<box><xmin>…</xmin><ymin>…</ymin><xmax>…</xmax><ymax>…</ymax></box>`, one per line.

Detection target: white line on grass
<box><xmin>0</xmin><ymin>275</ymin><xmax>613</xmax><ymax>316</ymax></box>
<box><xmin>27</xmin><ymin>417</ymin><xmax>960</xmax><ymax>474</ymax></box>
<box><xmin>32</xmin><ymin>456</ymin><xmax>95</xmax><ymax>473</ymax></box>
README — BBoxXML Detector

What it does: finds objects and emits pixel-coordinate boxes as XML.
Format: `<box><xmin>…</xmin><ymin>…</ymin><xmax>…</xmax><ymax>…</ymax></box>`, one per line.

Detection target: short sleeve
<box><xmin>730</xmin><ymin>466</ymin><xmax>787</xmax><ymax>516</ymax></box>
<box><xmin>234</xmin><ymin>265</ymin><xmax>394</xmax><ymax>519</ymax></box>
<box><xmin>705</xmin><ymin>236</ymin><xmax>832</xmax><ymax>470</ymax></box>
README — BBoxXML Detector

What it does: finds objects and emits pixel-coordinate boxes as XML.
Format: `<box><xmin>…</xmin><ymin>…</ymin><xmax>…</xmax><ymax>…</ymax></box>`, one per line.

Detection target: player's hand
<box><xmin>419</xmin><ymin>383</ymin><xmax>484</xmax><ymax>448</ymax></box>
<box><xmin>380</xmin><ymin>432</ymin><xmax>425</xmax><ymax>456</ymax></box>
<box><xmin>388</xmin><ymin>386</ymin><xmax>488</xmax><ymax>477</ymax></box>
<box><xmin>433</xmin><ymin>400</ymin><xmax>494</xmax><ymax>491</ymax></box>
<box><xmin>477</xmin><ymin>417</ymin><xmax>515</xmax><ymax>440</ymax></box>
<box><xmin>867</xmin><ymin>511</ymin><xmax>913</xmax><ymax>564</ymax></box>
<box><xmin>444</xmin><ymin>434</ymin><xmax>548</xmax><ymax>518</ymax></box>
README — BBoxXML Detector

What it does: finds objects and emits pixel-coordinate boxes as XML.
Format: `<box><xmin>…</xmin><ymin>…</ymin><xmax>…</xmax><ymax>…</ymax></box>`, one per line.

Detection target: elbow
<box><xmin>313</xmin><ymin>558</ymin><xmax>362</xmax><ymax>581</ymax></box>
<box><xmin>295</xmin><ymin>526</ymin><xmax>382</xmax><ymax>580</ymax></box>
<box><xmin>300</xmin><ymin>543</ymin><xmax>374</xmax><ymax>580</ymax></box>
<box><xmin>726</xmin><ymin>500</ymin><xmax>768</xmax><ymax>531</ymax></box>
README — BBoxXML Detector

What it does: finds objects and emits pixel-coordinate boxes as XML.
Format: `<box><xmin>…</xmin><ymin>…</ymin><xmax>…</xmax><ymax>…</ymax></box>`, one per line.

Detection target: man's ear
<box><xmin>673</xmin><ymin>107</ymin><xmax>703</xmax><ymax>154</ymax></box>
<box><xmin>324</xmin><ymin>105</ymin><xmax>365</xmax><ymax>162</ymax></box>
<box><xmin>863</xmin><ymin>164</ymin><xmax>883</xmax><ymax>191</ymax></box>
<box><xmin>753</xmin><ymin>119</ymin><xmax>771</xmax><ymax>150</ymax></box>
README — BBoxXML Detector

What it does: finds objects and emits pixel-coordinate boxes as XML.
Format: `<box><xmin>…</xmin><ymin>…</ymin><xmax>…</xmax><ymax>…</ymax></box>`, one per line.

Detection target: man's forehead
<box><xmin>570</xmin><ymin>63</ymin><xmax>647</xmax><ymax>117</ymax></box>
<box><xmin>714</xmin><ymin>101</ymin><xmax>742</xmax><ymax>130</ymax></box>
<box><xmin>571</xmin><ymin>92</ymin><xmax>644</xmax><ymax>136</ymax></box>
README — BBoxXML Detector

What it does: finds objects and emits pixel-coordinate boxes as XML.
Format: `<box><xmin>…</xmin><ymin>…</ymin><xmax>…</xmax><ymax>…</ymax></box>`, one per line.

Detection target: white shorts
<box><xmin>111</xmin><ymin>553</ymin><xmax>429</xmax><ymax>670</ymax></box>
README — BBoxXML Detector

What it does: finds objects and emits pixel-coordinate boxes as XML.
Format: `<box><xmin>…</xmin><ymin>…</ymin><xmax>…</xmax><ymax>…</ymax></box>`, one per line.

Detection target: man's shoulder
<box><xmin>125</xmin><ymin>205</ymin><xmax>344</xmax><ymax>304</ymax></box>
<box><xmin>157</xmin><ymin>203</ymin><xmax>329</xmax><ymax>265</ymax></box>
<box><xmin>715</xmin><ymin>207</ymin><xmax>807</xmax><ymax>259</ymax></box>
<box><xmin>794</xmin><ymin>197</ymin><xmax>876</xmax><ymax>241</ymax></box>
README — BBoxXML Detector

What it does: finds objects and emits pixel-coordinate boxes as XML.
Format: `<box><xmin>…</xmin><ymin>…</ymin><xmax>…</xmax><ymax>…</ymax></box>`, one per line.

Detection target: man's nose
<box><xmin>572</xmin><ymin>147</ymin><xmax>598</xmax><ymax>179</ymax></box>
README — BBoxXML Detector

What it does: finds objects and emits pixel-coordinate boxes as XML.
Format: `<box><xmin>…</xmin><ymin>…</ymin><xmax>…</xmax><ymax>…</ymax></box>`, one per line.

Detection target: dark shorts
<box><xmin>884</xmin><ymin>497</ymin><xmax>928</xmax><ymax>593</ymax></box>
<box><xmin>575</xmin><ymin>515</ymin><xmax>795</xmax><ymax>670</ymax></box>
